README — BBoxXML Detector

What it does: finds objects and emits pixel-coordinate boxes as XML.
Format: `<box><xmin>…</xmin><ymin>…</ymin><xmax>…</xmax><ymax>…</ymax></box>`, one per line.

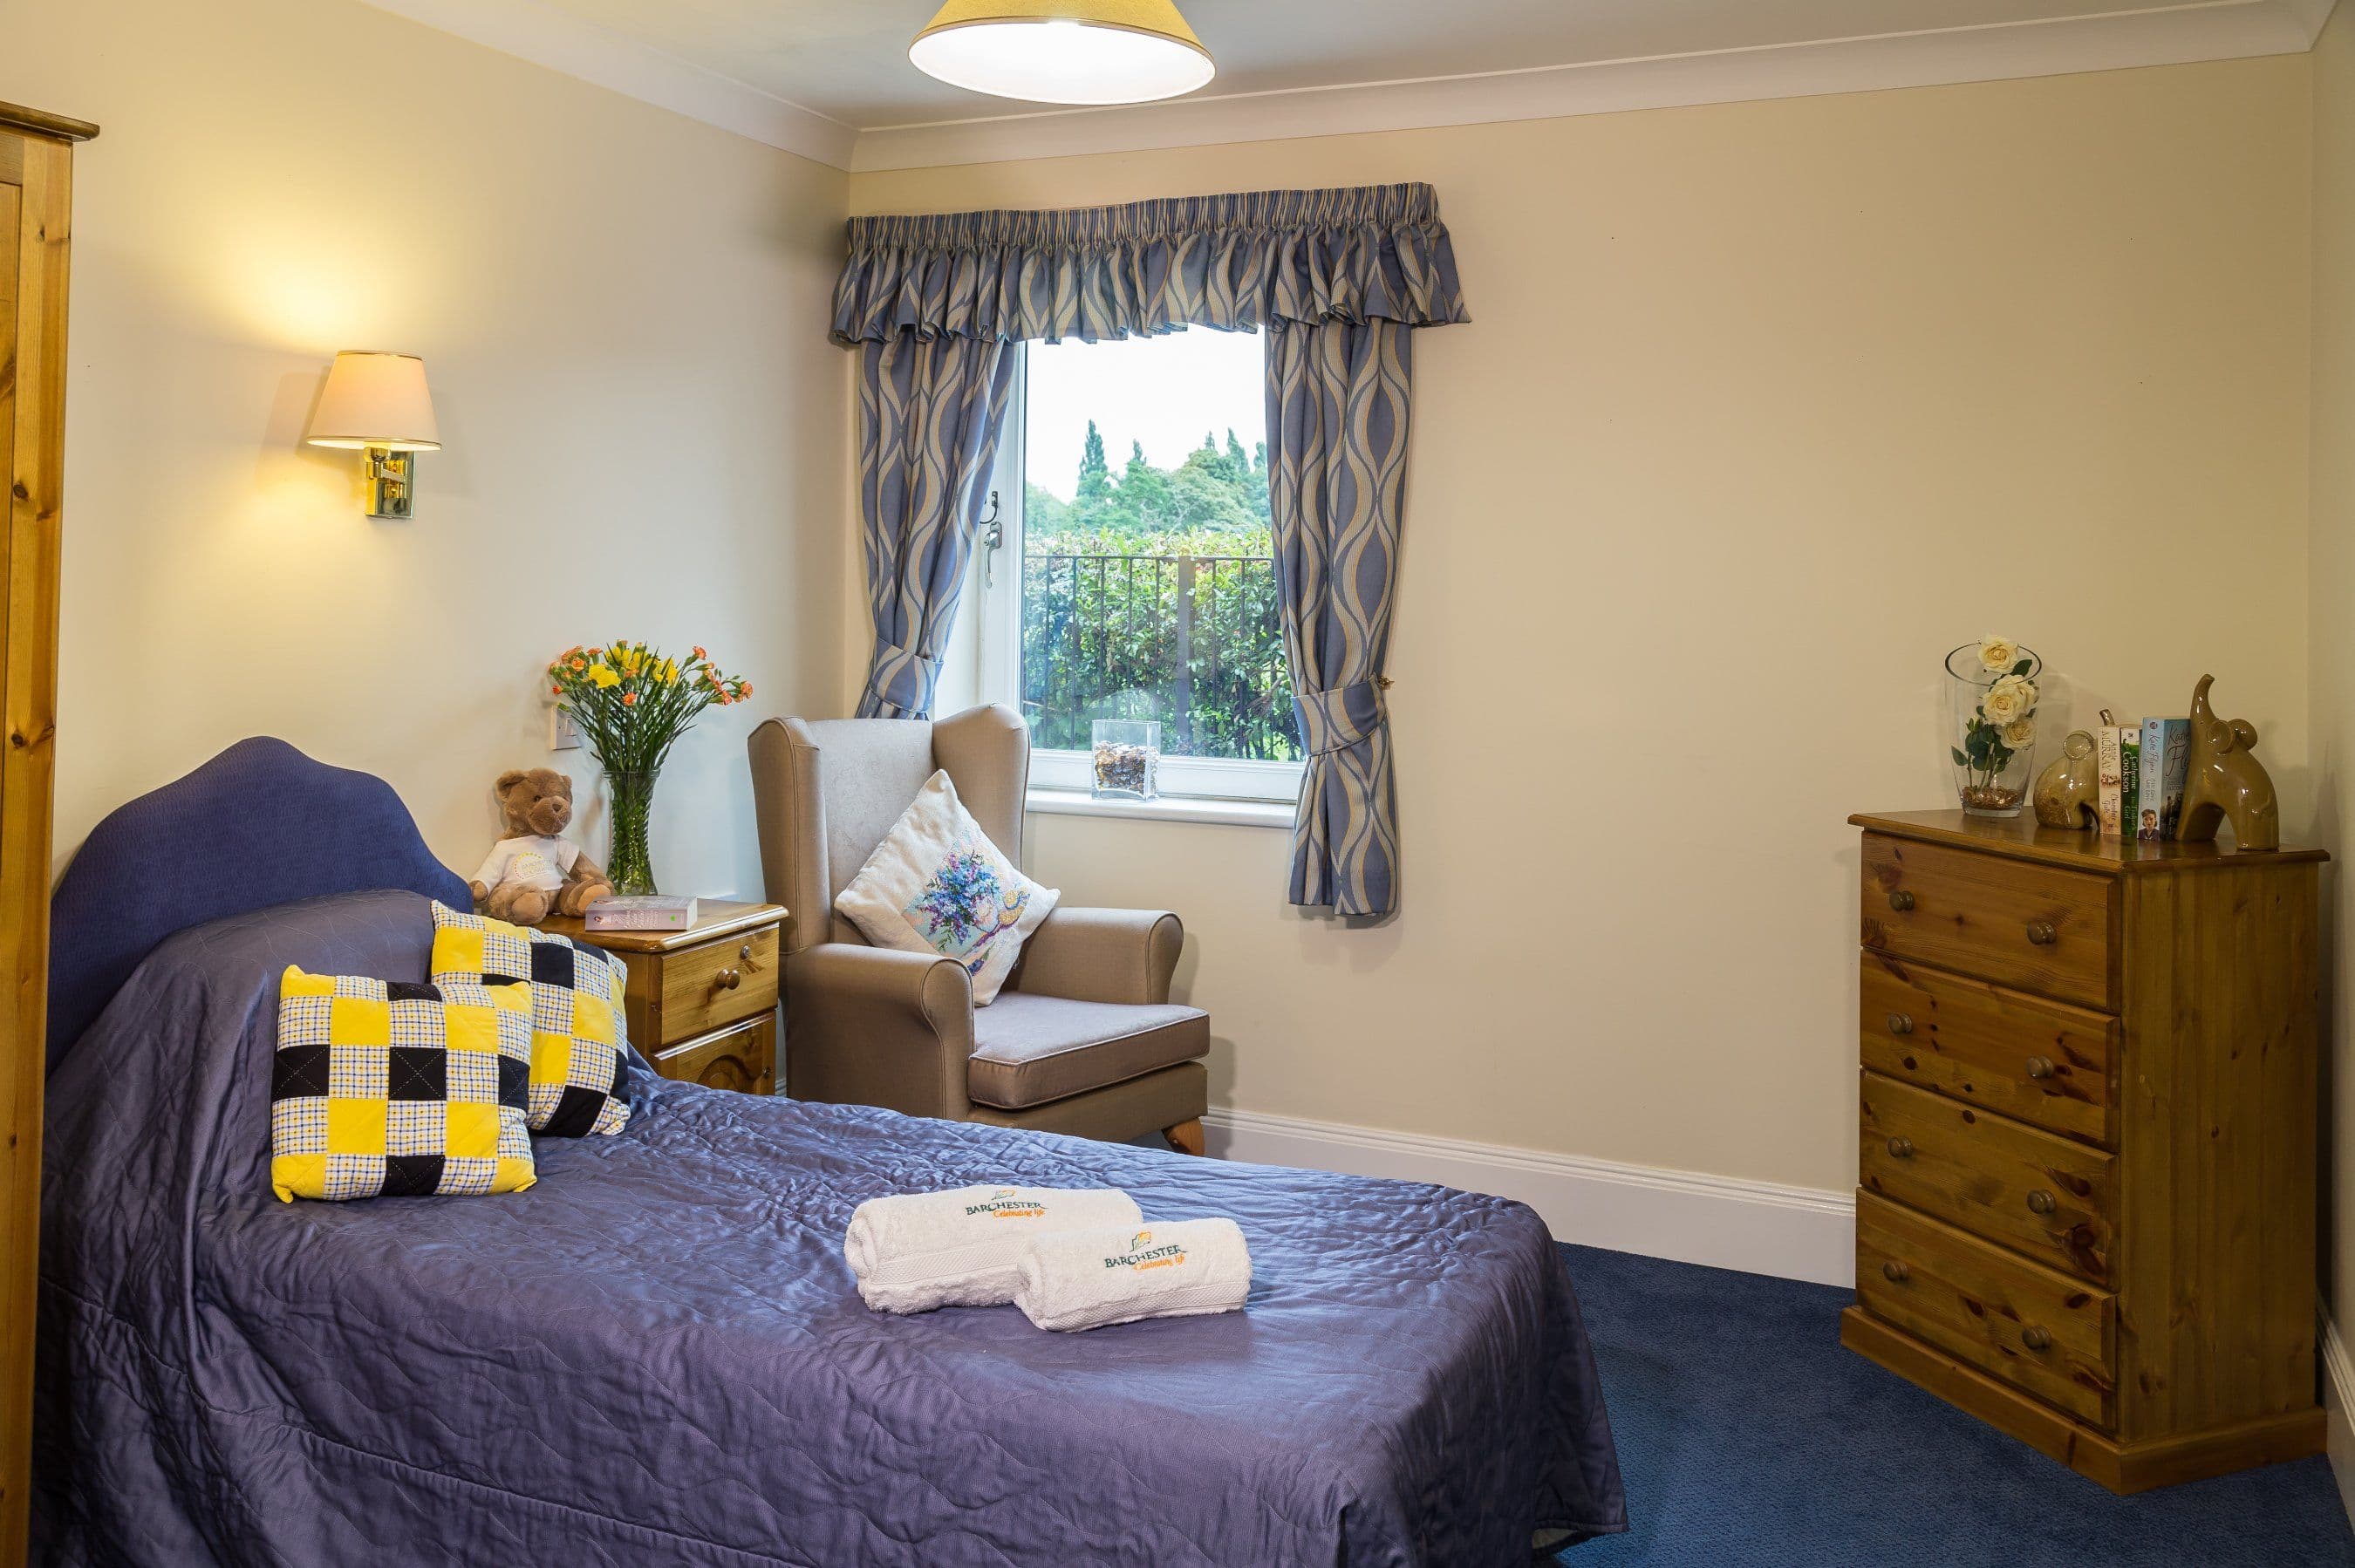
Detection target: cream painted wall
<box><xmin>2310</xmin><ymin>0</ymin><xmax>2355</xmax><ymax>1506</ymax></box>
<box><xmin>5</xmin><ymin>0</ymin><xmax>850</xmax><ymax>896</ymax></box>
<box><xmin>853</xmin><ymin>59</ymin><xmax>2313</xmax><ymax>1192</ymax></box>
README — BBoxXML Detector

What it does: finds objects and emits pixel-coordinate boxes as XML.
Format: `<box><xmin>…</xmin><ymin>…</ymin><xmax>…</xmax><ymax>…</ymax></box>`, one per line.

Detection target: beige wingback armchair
<box><xmin>747</xmin><ymin>706</ymin><xmax>1209</xmax><ymax>1152</ymax></box>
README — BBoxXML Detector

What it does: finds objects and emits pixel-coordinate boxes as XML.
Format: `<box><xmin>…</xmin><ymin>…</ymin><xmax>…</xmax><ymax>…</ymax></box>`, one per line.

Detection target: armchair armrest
<box><xmin>783</xmin><ymin>943</ymin><xmax>974</xmax><ymax>1120</ymax></box>
<box><xmin>1010</xmin><ymin>907</ymin><xmax>1184</xmax><ymax>1006</ymax></box>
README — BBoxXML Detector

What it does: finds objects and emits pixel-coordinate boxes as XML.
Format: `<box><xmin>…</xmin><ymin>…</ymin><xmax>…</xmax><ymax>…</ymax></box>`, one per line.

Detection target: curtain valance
<box><xmin>830</xmin><ymin>183</ymin><xmax>1469</xmax><ymax>346</ymax></box>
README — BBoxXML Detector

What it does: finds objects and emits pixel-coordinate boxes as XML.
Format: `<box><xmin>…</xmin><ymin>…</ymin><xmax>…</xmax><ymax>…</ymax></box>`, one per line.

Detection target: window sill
<box><xmin>1024</xmin><ymin>788</ymin><xmax>1295</xmax><ymax>829</ymax></box>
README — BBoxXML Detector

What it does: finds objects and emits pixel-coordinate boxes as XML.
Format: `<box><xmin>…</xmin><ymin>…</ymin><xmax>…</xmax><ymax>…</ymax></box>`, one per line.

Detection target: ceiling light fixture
<box><xmin>909</xmin><ymin>0</ymin><xmax>1215</xmax><ymax>106</ymax></box>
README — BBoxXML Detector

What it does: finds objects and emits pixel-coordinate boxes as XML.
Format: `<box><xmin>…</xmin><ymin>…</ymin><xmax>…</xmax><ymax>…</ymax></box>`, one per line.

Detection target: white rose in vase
<box><xmin>1982</xmin><ymin>674</ymin><xmax>2038</xmax><ymax>726</ymax></box>
<box><xmin>1979</xmin><ymin>635</ymin><xmax>2021</xmax><ymax>673</ymax></box>
<box><xmin>2001</xmin><ymin>717</ymin><xmax>2037</xmax><ymax>748</ymax></box>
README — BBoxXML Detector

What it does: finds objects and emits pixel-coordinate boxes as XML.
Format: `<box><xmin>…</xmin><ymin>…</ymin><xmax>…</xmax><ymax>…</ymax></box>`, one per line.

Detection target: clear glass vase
<box><xmin>1090</xmin><ymin>719</ymin><xmax>1161</xmax><ymax>801</ymax></box>
<box><xmin>1946</xmin><ymin>645</ymin><xmax>2042</xmax><ymax>818</ymax></box>
<box><xmin>605</xmin><ymin>767</ymin><xmax>660</xmax><ymax>896</ymax></box>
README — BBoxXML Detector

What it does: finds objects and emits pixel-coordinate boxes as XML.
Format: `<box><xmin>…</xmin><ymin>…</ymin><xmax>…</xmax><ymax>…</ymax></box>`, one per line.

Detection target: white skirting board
<box><xmin>2325</xmin><ymin>1311</ymin><xmax>2355</xmax><ymax>1533</ymax></box>
<box><xmin>1203</xmin><ymin>1107</ymin><xmax>1856</xmax><ymax>1288</ymax></box>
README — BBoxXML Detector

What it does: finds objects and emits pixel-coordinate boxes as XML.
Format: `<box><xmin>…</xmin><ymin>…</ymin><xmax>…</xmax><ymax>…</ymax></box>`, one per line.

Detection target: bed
<box><xmin>34</xmin><ymin>739</ymin><xmax>1627</xmax><ymax>1565</ymax></box>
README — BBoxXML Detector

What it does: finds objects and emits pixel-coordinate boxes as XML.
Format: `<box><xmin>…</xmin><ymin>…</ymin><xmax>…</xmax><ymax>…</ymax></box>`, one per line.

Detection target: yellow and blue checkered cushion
<box><xmin>427</xmin><ymin>902</ymin><xmax>633</xmax><ymax>1138</ymax></box>
<box><xmin>270</xmin><ymin>966</ymin><xmax>536</xmax><ymax>1202</ymax></box>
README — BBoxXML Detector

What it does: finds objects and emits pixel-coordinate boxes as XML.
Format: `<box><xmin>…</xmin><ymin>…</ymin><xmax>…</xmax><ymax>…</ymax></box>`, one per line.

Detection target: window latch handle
<box><xmin>978</xmin><ymin>489</ymin><xmax>1003</xmax><ymax>585</ymax></box>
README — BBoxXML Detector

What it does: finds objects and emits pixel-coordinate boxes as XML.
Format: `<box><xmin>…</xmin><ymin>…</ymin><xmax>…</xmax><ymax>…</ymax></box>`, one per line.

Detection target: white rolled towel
<box><xmin>1014</xmin><ymin>1217</ymin><xmax>1253</xmax><ymax>1333</ymax></box>
<box><xmin>844</xmin><ymin>1185</ymin><xmax>1143</xmax><ymax>1315</ymax></box>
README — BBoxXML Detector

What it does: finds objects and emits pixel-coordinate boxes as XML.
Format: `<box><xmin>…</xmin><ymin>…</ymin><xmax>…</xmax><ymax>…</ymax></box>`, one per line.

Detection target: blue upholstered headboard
<box><xmin>45</xmin><ymin>737</ymin><xmax>469</xmax><ymax>1068</ymax></box>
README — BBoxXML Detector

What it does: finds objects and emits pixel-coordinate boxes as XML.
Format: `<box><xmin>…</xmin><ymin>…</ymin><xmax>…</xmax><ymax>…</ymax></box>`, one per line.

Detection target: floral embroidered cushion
<box><xmin>833</xmin><ymin>770</ymin><xmax>1060</xmax><ymax>1006</ymax></box>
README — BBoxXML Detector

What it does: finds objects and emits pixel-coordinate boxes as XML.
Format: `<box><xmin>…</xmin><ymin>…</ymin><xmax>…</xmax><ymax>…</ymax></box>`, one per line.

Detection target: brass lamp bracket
<box><xmin>365</xmin><ymin>447</ymin><xmax>416</xmax><ymax>521</ymax></box>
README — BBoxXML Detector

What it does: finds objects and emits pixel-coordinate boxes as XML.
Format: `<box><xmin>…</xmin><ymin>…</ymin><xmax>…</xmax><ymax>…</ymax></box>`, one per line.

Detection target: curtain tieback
<box><xmin>864</xmin><ymin>637</ymin><xmax>940</xmax><ymax>713</ymax></box>
<box><xmin>1294</xmin><ymin>679</ymin><xmax>1389</xmax><ymax>757</ymax></box>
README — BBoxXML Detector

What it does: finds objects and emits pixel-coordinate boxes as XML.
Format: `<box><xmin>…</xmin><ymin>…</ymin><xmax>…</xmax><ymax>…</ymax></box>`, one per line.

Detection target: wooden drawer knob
<box><xmin>2024</xmin><ymin>921</ymin><xmax>2057</xmax><ymax>946</ymax></box>
<box><xmin>2025</xmin><ymin>1189</ymin><xmax>2057</xmax><ymax>1215</ymax></box>
<box><xmin>1887</xmin><ymin>890</ymin><xmax>1915</xmax><ymax>913</ymax></box>
<box><xmin>2022</xmin><ymin>1326</ymin><xmax>2052</xmax><ymax>1353</ymax></box>
<box><xmin>713</xmin><ymin>967</ymin><xmax>742</xmax><ymax>992</ymax></box>
<box><xmin>1886</xmin><ymin>1136</ymin><xmax>1915</xmax><ymax>1159</ymax></box>
<box><xmin>1881</xmin><ymin>1260</ymin><xmax>1910</xmax><ymax>1284</ymax></box>
<box><xmin>2024</xmin><ymin>1055</ymin><xmax>2055</xmax><ymax>1080</ymax></box>
<box><xmin>1886</xmin><ymin>1013</ymin><xmax>1915</xmax><ymax>1036</ymax></box>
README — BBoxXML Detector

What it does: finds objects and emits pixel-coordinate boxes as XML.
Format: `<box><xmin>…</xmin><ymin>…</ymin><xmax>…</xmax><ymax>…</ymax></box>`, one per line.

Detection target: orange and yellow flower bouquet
<box><xmin>545</xmin><ymin>641</ymin><xmax>750</xmax><ymax>895</ymax></box>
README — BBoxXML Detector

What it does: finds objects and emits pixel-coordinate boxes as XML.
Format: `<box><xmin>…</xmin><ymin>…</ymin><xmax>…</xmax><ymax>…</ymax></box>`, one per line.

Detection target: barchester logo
<box><xmin>965</xmin><ymin>1187</ymin><xmax>1047</xmax><ymax>1219</ymax></box>
<box><xmin>1104</xmin><ymin>1229</ymin><xmax>1188</xmax><ymax>1271</ymax></box>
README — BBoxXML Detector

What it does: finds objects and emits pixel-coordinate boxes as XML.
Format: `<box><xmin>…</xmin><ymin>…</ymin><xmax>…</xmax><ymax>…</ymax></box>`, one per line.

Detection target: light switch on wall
<box><xmin>549</xmin><ymin>707</ymin><xmax>583</xmax><ymax>751</ymax></box>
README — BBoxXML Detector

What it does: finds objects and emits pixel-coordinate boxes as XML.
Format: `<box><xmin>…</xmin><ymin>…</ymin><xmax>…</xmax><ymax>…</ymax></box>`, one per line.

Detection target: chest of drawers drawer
<box><xmin>1860</xmin><ymin>832</ymin><xmax>2113</xmax><ymax>1009</ymax></box>
<box><xmin>1855</xmin><ymin>1192</ymin><xmax>2113</xmax><ymax>1427</ymax></box>
<box><xmin>1860</xmin><ymin>952</ymin><xmax>2117</xmax><ymax>1145</ymax></box>
<box><xmin>1860</xmin><ymin>1071</ymin><xmax>2115</xmax><ymax>1285</ymax></box>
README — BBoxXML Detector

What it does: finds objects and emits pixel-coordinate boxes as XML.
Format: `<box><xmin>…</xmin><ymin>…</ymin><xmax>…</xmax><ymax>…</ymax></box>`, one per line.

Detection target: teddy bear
<box><xmin>468</xmin><ymin>767</ymin><xmax>613</xmax><ymax>924</ymax></box>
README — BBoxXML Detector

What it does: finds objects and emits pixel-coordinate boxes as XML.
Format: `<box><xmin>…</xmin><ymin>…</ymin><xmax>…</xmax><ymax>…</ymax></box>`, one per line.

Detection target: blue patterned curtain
<box><xmin>832</xmin><ymin>184</ymin><xmax>1465</xmax><ymax>908</ymax></box>
<box><xmin>850</xmin><ymin>333</ymin><xmax>1014</xmax><ymax>718</ymax></box>
<box><xmin>1267</xmin><ymin>320</ymin><xmax>1413</xmax><ymax>916</ymax></box>
<box><xmin>833</xmin><ymin>185</ymin><xmax>1466</xmax><ymax>345</ymax></box>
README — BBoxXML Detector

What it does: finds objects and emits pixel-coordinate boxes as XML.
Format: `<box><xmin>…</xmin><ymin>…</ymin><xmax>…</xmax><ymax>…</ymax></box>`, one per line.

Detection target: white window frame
<box><xmin>970</xmin><ymin>343</ymin><xmax>1306</xmax><ymax>808</ymax></box>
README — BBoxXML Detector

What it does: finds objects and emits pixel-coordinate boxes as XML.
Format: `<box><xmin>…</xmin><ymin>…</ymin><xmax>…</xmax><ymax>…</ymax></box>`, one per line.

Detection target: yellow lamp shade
<box><xmin>306</xmin><ymin>351</ymin><xmax>440</xmax><ymax>451</ymax></box>
<box><xmin>910</xmin><ymin>0</ymin><xmax>1214</xmax><ymax>106</ymax></box>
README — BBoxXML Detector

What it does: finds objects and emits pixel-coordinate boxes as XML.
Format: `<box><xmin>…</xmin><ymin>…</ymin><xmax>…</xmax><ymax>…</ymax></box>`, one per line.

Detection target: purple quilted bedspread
<box><xmin>35</xmin><ymin>890</ymin><xmax>1626</xmax><ymax>1565</ymax></box>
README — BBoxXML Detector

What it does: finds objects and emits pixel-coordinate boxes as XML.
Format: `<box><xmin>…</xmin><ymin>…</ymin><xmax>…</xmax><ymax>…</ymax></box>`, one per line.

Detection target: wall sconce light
<box><xmin>305</xmin><ymin>351</ymin><xmax>440</xmax><ymax>519</ymax></box>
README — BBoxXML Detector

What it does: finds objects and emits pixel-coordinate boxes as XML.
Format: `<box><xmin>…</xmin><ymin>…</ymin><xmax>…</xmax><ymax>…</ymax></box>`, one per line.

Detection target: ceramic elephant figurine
<box><xmin>2175</xmin><ymin>673</ymin><xmax>2279</xmax><ymax>851</ymax></box>
<box><xmin>2032</xmin><ymin>730</ymin><xmax>2100</xmax><ymax>829</ymax></box>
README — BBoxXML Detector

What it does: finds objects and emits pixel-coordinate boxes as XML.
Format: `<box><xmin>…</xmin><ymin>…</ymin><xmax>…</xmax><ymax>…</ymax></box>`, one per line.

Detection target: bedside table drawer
<box><xmin>654</xmin><ymin>1012</ymin><xmax>775</xmax><ymax>1096</ymax></box>
<box><xmin>1860</xmin><ymin>952</ymin><xmax>2117</xmax><ymax>1146</ymax></box>
<box><xmin>1855</xmin><ymin>1192</ymin><xmax>2113</xmax><ymax>1428</ymax></box>
<box><xmin>1860</xmin><ymin>833</ymin><xmax>2113</xmax><ymax>1008</ymax></box>
<box><xmin>659</xmin><ymin>926</ymin><xmax>780</xmax><ymax>1039</ymax></box>
<box><xmin>1860</xmin><ymin>1072</ymin><xmax>2115</xmax><ymax>1284</ymax></box>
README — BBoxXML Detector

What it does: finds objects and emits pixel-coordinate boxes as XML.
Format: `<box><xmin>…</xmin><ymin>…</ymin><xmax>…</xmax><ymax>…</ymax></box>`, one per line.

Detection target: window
<box><xmin>970</xmin><ymin>329</ymin><xmax>1301</xmax><ymax>802</ymax></box>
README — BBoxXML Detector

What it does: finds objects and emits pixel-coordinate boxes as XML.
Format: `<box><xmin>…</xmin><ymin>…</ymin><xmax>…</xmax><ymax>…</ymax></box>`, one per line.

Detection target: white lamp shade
<box><xmin>306</xmin><ymin>351</ymin><xmax>440</xmax><ymax>451</ymax></box>
<box><xmin>910</xmin><ymin>0</ymin><xmax>1214</xmax><ymax>106</ymax></box>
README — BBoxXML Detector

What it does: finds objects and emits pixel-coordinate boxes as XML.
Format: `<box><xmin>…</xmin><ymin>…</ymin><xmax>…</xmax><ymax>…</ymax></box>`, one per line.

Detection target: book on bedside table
<box><xmin>583</xmin><ymin>894</ymin><xmax>698</xmax><ymax>931</ymax></box>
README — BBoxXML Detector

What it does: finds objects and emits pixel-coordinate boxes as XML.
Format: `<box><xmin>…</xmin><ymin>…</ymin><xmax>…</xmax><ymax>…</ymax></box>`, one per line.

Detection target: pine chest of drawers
<box><xmin>1840</xmin><ymin>810</ymin><xmax>2324</xmax><ymax>1492</ymax></box>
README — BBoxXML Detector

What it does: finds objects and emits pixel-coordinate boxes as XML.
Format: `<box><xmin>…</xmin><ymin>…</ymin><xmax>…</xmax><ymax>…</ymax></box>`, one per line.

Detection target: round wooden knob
<box><xmin>1887</xmin><ymin>1013</ymin><xmax>1915</xmax><ymax>1036</ymax></box>
<box><xmin>2025</xmin><ymin>1055</ymin><xmax>2055</xmax><ymax>1080</ymax></box>
<box><xmin>2026</xmin><ymin>1189</ymin><xmax>2057</xmax><ymax>1215</ymax></box>
<box><xmin>2022</xmin><ymin>1326</ymin><xmax>2053</xmax><ymax>1352</ymax></box>
<box><xmin>713</xmin><ymin>967</ymin><xmax>741</xmax><ymax>991</ymax></box>
<box><xmin>1886</xmin><ymin>1136</ymin><xmax>1915</xmax><ymax>1159</ymax></box>
<box><xmin>2025</xmin><ymin>921</ymin><xmax>2057</xmax><ymax>946</ymax></box>
<box><xmin>1881</xmin><ymin>1260</ymin><xmax>1910</xmax><ymax>1284</ymax></box>
<box><xmin>1888</xmin><ymin>890</ymin><xmax>1915</xmax><ymax>913</ymax></box>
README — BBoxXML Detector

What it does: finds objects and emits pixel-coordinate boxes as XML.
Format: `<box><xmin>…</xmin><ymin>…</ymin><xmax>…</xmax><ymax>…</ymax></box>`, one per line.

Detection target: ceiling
<box><xmin>361</xmin><ymin>0</ymin><xmax>2331</xmax><ymax>169</ymax></box>
<box><xmin>522</xmin><ymin>0</ymin><xmax>2191</xmax><ymax>131</ymax></box>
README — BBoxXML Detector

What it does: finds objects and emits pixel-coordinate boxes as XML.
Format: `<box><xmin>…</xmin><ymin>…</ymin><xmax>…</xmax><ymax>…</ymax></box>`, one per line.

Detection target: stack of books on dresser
<box><xmin>583</xmin><ymin>894</ymin><xmax>698</xmax><ymax>931</ymax></box>
<box><xmin>2092</xmin><ymin>716</ymin><xmax>2190</xmax><ymax>840</ymax></box>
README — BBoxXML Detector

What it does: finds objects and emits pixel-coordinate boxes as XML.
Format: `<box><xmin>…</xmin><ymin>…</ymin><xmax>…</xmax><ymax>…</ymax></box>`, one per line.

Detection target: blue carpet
<box><xmin>1554</xmin><ymin>1244</ymin><xmax>2355</xmax><ymax>1567</ymax></box>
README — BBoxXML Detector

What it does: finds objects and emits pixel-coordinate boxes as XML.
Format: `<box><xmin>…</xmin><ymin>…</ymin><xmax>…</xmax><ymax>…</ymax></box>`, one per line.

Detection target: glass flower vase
<box><xmin>1090</xmin><ymin>719</ymin><xmax>1161</xmax><ymax>801</ymax></box>
<box><xmin>604</xmin><ymin>767</ymin><xmax>660</xmax><ymax>896</ymax></box>
<box><xmin>1945</xmin><ymin>644</ymin><xmax>2043</xmax><ymax>818</ymax></box>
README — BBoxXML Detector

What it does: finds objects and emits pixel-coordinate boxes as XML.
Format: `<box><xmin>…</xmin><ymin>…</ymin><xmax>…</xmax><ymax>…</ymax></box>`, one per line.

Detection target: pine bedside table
<box><xmin>541</xmin><ymin>901</ymin><xmax>786</xmax><ymax>1095</ymax></box>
